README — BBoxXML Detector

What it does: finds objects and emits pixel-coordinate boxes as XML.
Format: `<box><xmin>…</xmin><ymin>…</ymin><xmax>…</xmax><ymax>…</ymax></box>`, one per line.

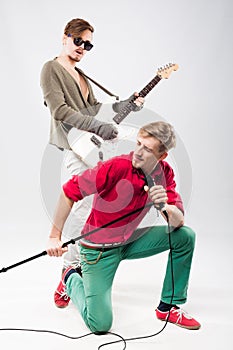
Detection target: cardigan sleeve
<box><xmin>40</xmin><ymin>61</ymin><xmax>101</xmax><ymax>129</ymax></box>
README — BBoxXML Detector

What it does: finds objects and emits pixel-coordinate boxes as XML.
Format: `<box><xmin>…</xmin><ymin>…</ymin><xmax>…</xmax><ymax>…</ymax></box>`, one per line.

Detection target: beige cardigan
<box><xmin>40</xmin><ymin>59</ymin><xmax>101</xmax><ymax>150</ymax></box>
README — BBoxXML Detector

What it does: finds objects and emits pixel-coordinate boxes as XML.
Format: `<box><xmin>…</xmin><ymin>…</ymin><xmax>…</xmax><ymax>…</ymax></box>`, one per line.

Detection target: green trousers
<box><xmin>66</xmin><ymin>225</ymin><xmax>196</xmax><ymax>333</ymax></box>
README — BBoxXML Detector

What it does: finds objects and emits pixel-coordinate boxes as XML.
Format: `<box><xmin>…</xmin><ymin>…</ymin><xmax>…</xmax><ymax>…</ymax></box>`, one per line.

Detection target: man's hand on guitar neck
<box><xmin>88</xmin><ymin>92</ymin><xmax>144</xmax><ymax>141</ymax></box>
<box><xmin>113</xmin><ymin>92</ymin><xmax>144</xmax><ymax>113</ymax></box>
<box><xmin>133</xmin><ymin>92</ymin><xmax>144</xmax><ymax>109</ymax></box>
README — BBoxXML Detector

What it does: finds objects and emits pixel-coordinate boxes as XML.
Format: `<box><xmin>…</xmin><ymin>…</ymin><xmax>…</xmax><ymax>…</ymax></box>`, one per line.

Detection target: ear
<box><xmin>159</xmin><ymin>152</ymin><xmax>168</xmax><ymax>161</ymax></box>
<box><xmin>62</xmin><ymin>34</ymin><xmax>68</xmax><ymax>45</ymax></box>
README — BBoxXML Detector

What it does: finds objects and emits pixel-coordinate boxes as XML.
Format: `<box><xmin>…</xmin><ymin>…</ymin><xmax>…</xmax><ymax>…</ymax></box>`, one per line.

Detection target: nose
<box><xmin>134</xmin><ymin>145</ymin><xmax>144</xmax><ymax>158</ymax></box>
<box><xmin>136</xmin><ymin>144</ymin><xmax>144</xmax><ymax>154</ymax></box>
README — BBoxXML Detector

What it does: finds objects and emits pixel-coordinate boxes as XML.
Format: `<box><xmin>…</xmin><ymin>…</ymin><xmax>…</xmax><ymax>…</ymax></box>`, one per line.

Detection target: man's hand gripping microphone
<box><xmin>144</xmin><ymin>175</ymin><xmax>169</xmax><ymax>220</ymax></box>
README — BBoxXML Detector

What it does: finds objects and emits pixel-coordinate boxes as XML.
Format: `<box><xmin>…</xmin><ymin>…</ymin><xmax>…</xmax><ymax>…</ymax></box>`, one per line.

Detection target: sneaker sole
<box><xmin>157</xmin><ymin>318</ymin><xmax>201</xmax><ymax>330</ymax></box>
<box><xmin>55</xmin><ymin>303</ymin><xmax>69</xmax><ymax>309</ymax></box>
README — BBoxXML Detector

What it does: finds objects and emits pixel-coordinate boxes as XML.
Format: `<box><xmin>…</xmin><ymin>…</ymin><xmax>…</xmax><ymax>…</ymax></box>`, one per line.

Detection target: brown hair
<box><xmin>64</xmin><ymin>18</ymin><xmax>94</xmax><ymax>37</ymax></box>
<box><xmin>139</xmin><ymin>121</ymin><xmax>176</xmax><ymax>153</ymax></box>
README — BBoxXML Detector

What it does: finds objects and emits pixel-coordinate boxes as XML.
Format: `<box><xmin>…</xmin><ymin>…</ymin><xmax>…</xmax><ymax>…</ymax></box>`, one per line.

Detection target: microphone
<box><xmin>145</xmin><ymin>175</ymin><xmax>169</xmax><ymax>219</ymax></box>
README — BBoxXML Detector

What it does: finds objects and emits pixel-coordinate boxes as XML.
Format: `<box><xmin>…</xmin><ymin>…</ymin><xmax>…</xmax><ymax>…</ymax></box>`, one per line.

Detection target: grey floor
<box><xmin>0</xmin><ymin>212</ymin><xmax>232</xmax><ymax>350</ymax></box>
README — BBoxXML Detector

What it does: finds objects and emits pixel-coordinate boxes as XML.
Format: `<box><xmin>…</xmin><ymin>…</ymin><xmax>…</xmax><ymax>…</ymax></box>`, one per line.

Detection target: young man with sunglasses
<box><xmin>40</xmin><ymin>18</ymin><xmax>144</xmax><ymax>308</ymax></box>
<box><xmin>46</xmin><ymin>121</ymin><xmax>201</xmax><ymax>333</ymax></box>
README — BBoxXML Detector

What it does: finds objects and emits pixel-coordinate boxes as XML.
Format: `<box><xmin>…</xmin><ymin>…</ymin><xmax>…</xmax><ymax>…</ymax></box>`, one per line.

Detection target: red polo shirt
<box><xmin>63</xmin><ymin>152</ymin><xmax>183</xmax><ymax>246</ymax></box>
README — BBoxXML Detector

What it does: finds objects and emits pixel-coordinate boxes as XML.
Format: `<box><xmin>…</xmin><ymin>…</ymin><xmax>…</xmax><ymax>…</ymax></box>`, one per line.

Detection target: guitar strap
<box><xmin>43</xmin><ymin>68</ymin><xmax>119</xmax><ymax>107</ymax></box>
<box><xmin>75</xmin><ymin>68</ymin><xmax>119</xmax><ymax>101</ymax></box>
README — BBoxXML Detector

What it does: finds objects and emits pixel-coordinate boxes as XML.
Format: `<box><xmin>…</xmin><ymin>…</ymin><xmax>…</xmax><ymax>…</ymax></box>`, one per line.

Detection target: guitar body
<box><xmin>68</xmin><ymin>110</ymin><xmax>138</xmax><ymax>167</ymax></box>
<box><xmin>68</xmin><ymin>63</ymin><xmax>179</xmax><ymax>167</ymax></box>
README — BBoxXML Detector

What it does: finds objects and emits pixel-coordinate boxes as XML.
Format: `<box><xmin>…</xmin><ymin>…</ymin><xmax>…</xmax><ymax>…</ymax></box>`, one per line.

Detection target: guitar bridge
<box><xmin>90</xmin><ymin>135</ymin><xmax>102</xmax><ymax>148</ymax></box>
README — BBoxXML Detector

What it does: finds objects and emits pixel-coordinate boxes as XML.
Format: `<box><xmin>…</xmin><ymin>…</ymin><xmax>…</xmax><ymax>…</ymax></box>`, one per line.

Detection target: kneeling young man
<box><xmin>47</xmin><ymin>121</ymin><xmax>201</xmax><ymax>333</ymax></box>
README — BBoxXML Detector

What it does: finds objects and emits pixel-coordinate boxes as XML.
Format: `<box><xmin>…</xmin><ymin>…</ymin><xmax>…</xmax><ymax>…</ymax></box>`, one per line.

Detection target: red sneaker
<box><xmin>54</xmin><ymin>267</ymin><xmax>74</xmax><ymax>308</ymax></box>
<box><xmin>156</xmin><ymin>307</ymin><xmax>201</xmax><ymax>330</ymax></box>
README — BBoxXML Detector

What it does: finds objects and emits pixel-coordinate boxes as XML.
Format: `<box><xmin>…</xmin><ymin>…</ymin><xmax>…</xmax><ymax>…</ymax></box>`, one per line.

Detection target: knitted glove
<box><xmin>112</xmin><ymin>94</ymin><xmax>143</xmax><ymax>113</ymax></box>
<box><xmin>88</xmin><ymin>118</ymin><xmax>118</xmax><ymax>140</ymax></box>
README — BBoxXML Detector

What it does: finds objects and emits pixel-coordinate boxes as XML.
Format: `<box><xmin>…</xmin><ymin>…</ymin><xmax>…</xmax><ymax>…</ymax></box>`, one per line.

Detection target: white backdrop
<box><xmin>0</xmin><ymin>0</ymin><xmax>232</xmax><ymax>349</ymax></box>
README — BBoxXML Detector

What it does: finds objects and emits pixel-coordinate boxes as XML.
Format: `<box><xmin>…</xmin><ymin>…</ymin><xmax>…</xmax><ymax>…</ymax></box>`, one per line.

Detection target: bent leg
<box><xmin>160</xmin><ymin>226</ymin><xmax>196</xmax><ymax>304</ymax></box>
<box><xmin>62</xmin><ymin>198</ymin><xmax>92</xmax><ymax>268</ymax></box>
<box><xmin>62</xmin><ymin>151</ymin><xmax>93</xmax><ymax>269</ymax></box>
<box><xmin>66</xmin><ymin>246</ymin><xmax>121</xmax><ymax>333</ymax></box>
<box><xmin>122</xmin><ymin>225</ymin><xmax>196</xmax><ymax>305</ymax></box>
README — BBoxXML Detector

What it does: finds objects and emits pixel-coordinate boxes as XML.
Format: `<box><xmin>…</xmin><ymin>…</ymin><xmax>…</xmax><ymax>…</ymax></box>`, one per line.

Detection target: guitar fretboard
<box><xmin>113</xmin><ymin>75</ymin><xmax>161</xmax><ymax>125</ymax></box>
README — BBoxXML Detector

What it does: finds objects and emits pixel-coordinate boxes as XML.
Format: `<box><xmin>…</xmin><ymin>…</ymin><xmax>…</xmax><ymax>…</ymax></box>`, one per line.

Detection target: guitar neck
<box><xmin>113</xmin><ymin>74</ymin><xmax>161</xmax><ymax>125</ymax></box>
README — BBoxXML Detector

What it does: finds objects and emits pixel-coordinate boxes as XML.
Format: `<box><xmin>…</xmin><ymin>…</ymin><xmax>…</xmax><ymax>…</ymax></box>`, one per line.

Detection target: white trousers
<box><xmin>61</xmin><ymin>151</ymin><xmax>93</xmax><ymax>269</ymax></box>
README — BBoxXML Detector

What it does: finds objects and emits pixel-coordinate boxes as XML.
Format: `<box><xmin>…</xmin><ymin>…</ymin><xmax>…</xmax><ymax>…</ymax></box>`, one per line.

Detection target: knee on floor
<box><xmin>89</xmin><ymin>317</ymin><xmax>112</xmax><ymax>334</ymax></box>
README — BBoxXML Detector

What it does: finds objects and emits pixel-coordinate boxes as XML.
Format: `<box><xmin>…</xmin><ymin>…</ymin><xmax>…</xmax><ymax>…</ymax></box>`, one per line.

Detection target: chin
<box><xmin>132</xmin><ymin>160</ymin><xmax>140</xmax><ymax>169</ymax></box>
<box><xmin>69</xmin><ymin>55</ymin><xmax>81</xmax><ymax>62</ymax></box>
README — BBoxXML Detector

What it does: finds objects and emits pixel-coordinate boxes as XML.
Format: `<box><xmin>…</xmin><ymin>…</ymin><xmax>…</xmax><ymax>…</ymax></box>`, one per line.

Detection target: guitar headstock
<box><xmin>157</xmin><ymin>63</ymin><xmax>179</xmax><ymax>79</ymax></box>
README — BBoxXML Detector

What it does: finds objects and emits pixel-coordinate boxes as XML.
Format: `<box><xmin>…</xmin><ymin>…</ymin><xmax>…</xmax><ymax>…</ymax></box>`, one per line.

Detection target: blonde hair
<box><xmin>139</xmin><ymin>121</ymin><xmax>176</xmax><ymax>153</ymax></box>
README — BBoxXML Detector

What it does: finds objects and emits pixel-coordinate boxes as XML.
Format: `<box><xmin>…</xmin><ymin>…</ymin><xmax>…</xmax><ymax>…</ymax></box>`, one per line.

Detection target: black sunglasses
<box><xmin>67</xmin><ymin>34</ymin><xmax>93</xmax><ymax>51</ymax></box>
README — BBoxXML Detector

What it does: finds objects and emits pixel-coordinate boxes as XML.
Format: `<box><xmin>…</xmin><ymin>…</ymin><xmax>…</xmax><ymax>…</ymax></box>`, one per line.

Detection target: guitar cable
<box><xmin>0</xmin><ymin>195</ymin><xmax>175</xmax><ymax>349</ymax></box>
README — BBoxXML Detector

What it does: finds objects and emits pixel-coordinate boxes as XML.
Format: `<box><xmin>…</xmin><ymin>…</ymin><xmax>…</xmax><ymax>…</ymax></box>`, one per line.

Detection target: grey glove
<box><xmin>112</xmin><ymin>94</ymin><xmax>143</xmax><ymax>113</ymax></box>
<box><xmin>88</xmin><ymin>118</ymin><xmax>118</xmax><ymax>140</ymax></box>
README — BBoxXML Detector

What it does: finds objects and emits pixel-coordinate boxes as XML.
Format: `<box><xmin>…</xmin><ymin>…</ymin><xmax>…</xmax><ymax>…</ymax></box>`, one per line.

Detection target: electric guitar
<box><xmin>68</xmin><ymin>63</ymin><xmax>179</xmax><ymax>167</ymax></box>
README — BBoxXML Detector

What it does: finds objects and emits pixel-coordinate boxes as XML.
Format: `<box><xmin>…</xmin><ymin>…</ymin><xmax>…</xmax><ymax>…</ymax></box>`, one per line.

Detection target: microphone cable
<box><xmin>0</xmin><ymin>196</ymin><xmax>175</xmax><ymax>349</ymax></box>
<box><xmin>98</xmin><ymin>210</ymin><xmax>174</xmax><ymax>349</ymax></box>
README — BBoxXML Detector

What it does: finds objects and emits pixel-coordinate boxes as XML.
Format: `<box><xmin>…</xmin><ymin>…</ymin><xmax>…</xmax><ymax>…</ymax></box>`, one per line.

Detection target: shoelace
<box><xmin>171</xmin><ymin>308</ymin><xmax>192</xmax><ymax>323</ymax></box>
<box><xmin>56</xmin><ymin>283</ymin><xmax>69</xmax><ymax>300</ymax></box>
<box><xmin>56</xmin><ymin>290</ymin><xmax>69</xmax><ymax>300</ymax></box>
